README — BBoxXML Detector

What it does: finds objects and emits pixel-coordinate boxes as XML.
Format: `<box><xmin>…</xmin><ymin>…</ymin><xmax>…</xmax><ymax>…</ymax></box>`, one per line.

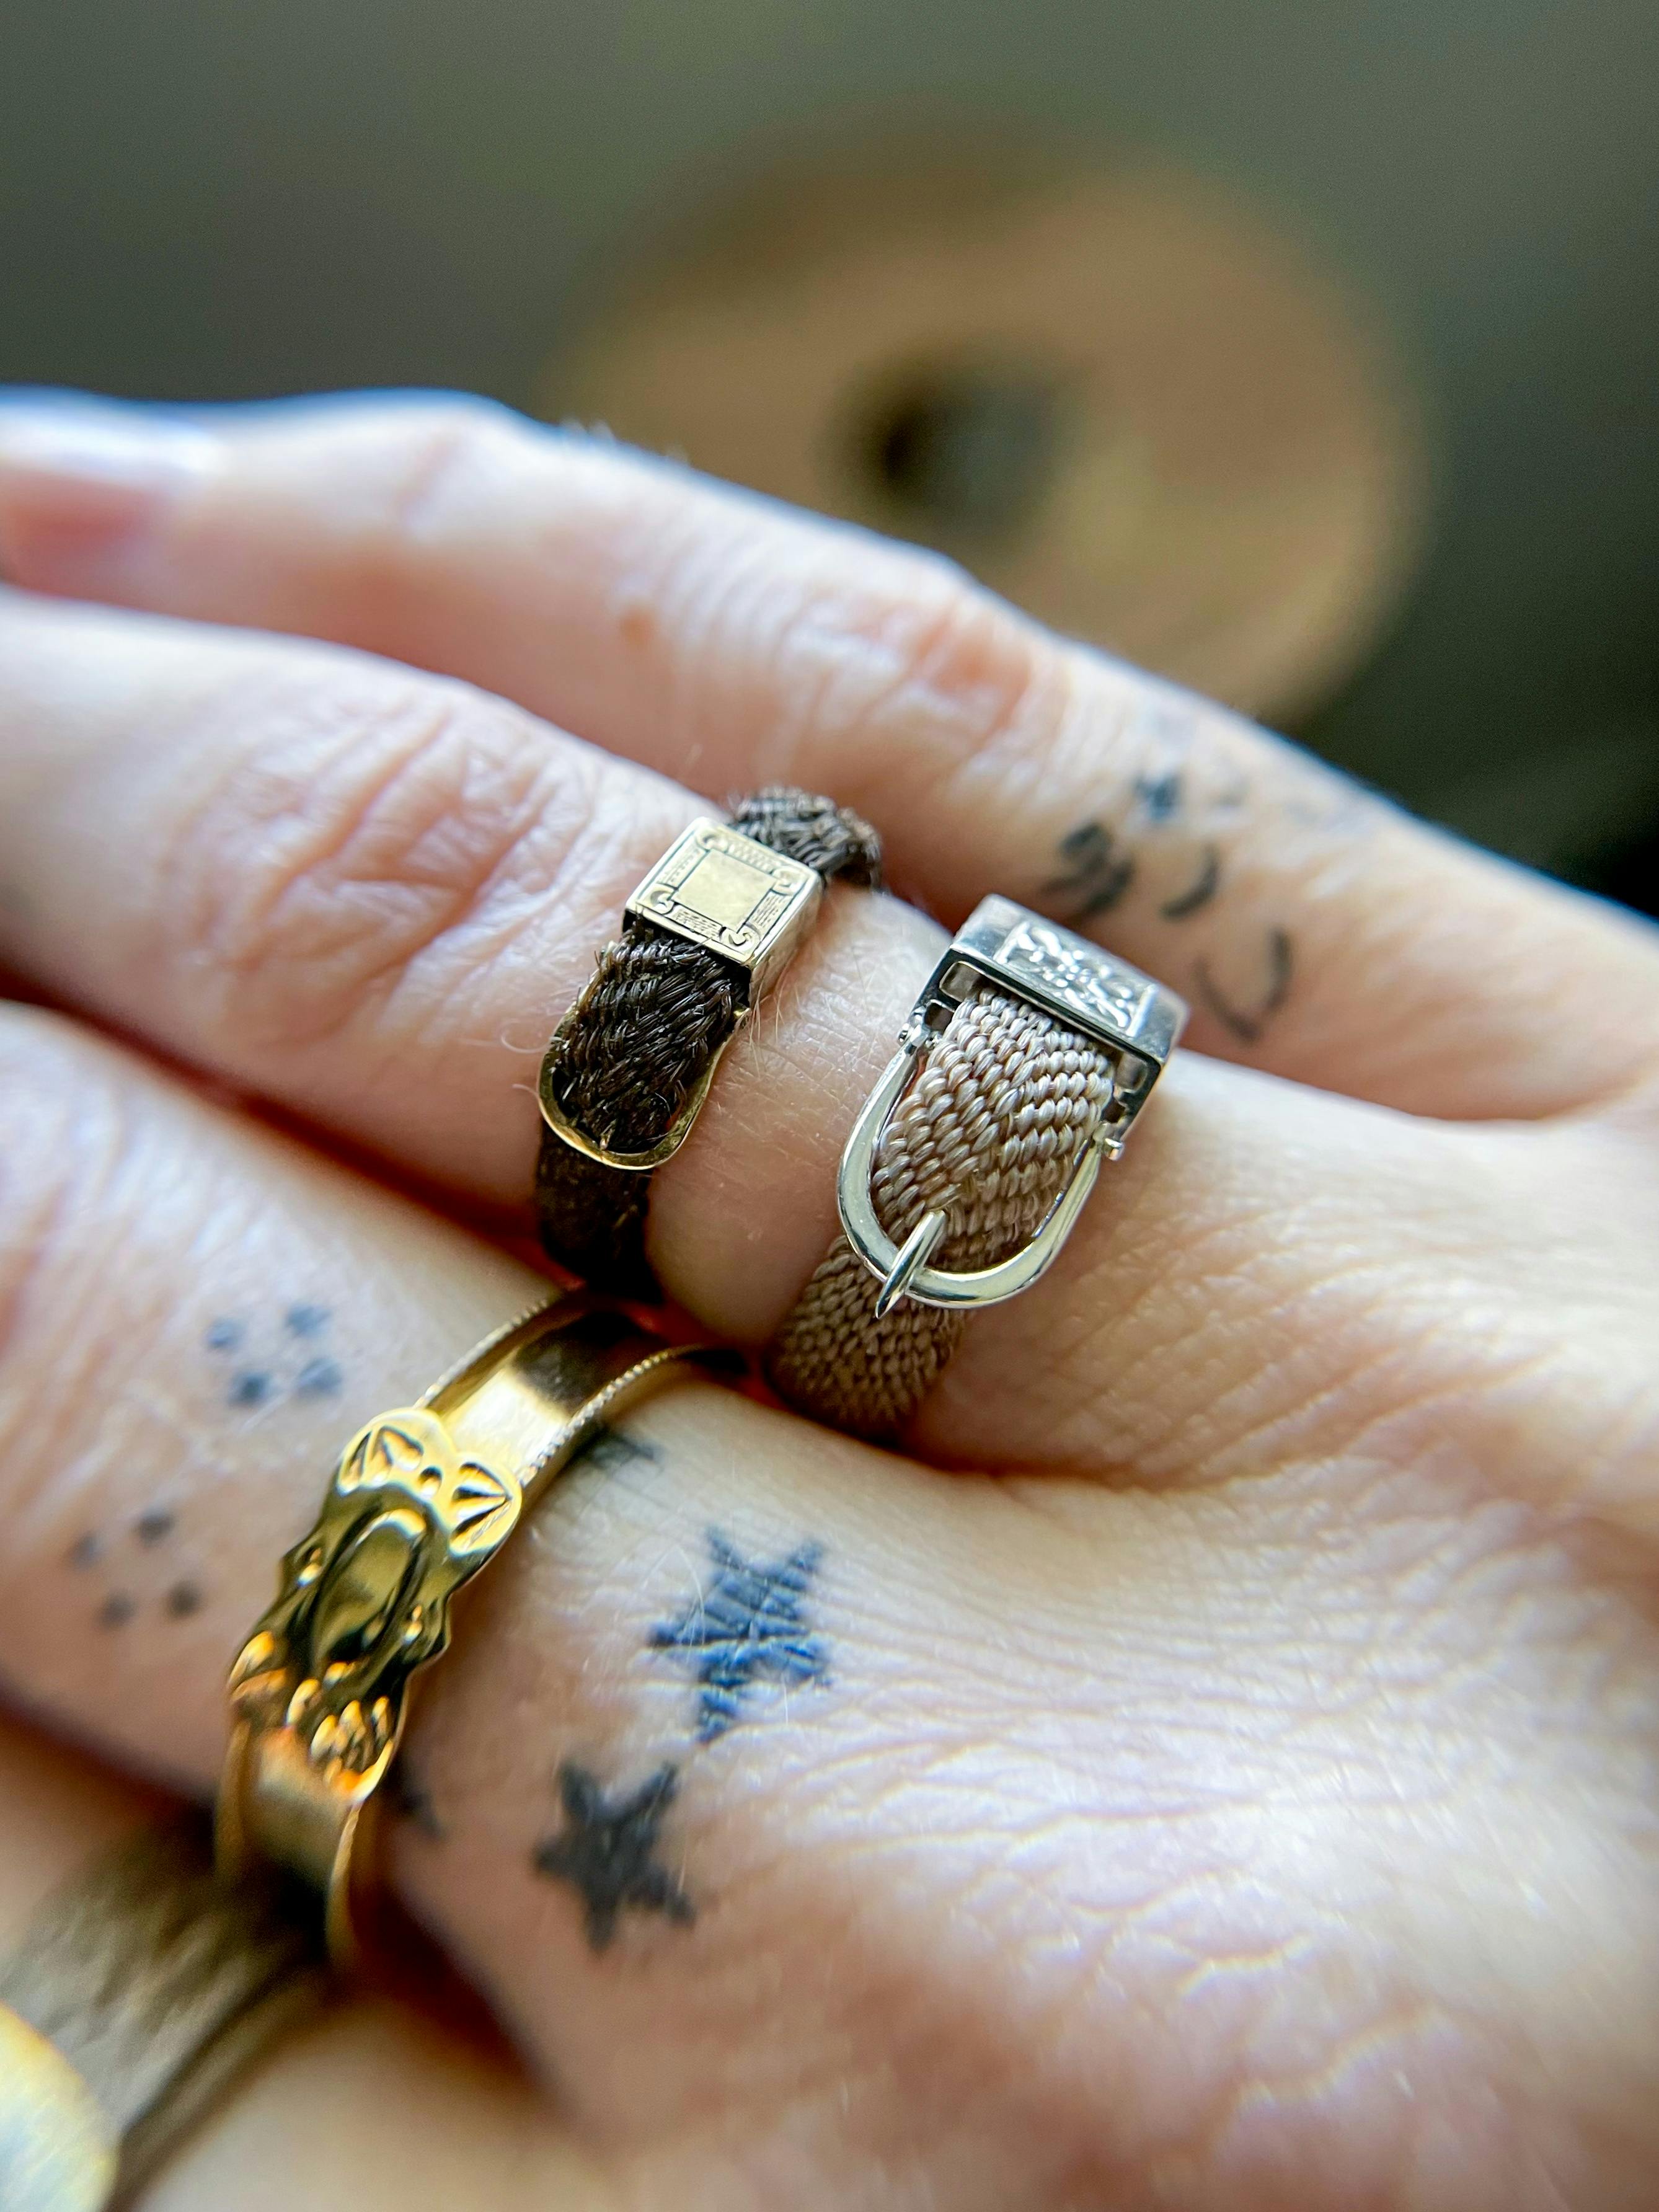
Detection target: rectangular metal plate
<box><xmin>625</xmin><ymin>818</ymin><xmax>823</xmax><ymax>995</ymax></box>
<box><xmin>948</xmin><ymin>895</ymin><xmax>1187</xmax><ymax>1066</ymax></box>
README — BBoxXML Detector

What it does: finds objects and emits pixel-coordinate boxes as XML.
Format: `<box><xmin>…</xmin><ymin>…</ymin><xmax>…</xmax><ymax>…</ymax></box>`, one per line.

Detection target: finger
<box><xmin>0</xmin><ymin>581</ymin><xmax>919</xmax><ymax>1331</ymax></box>
<box><xmin>139</xmin><ymin>2004</ymin><xmax>605</xmax><ymax>2212</ymax></box>
<box><xmin>1</xmin><ymin>590</ymin><xmax>1654</xmax><ymax>1484</ymax></box>
<box><xmin>1</xmin><ymin>1012</ymin><xmax>1657</xmax><ymax>2208</ymax></box>
<box><xmin>0</xmin><ymin>1714</ymin><xmax>609</xmax><ymax>2212</ymax></box>
<box><xmin>3</xmin><ymin>391</ymin><xmax>1657</xmax><ymax>1120</ymax></box>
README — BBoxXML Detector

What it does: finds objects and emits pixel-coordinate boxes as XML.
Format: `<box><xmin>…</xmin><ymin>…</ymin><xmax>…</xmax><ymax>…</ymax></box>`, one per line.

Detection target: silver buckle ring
<box><xmin>836</xmin><ymin>896</ymin><xmax>1187</xmax><ymax>1315</ymax></box>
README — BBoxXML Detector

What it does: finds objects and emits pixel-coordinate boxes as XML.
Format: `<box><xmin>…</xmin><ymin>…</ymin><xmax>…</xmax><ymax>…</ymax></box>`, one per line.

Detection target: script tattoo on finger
<box><xmin>651</xmin><ymin>1531</ymin><xmax>829</xmax><ymax>1741</ymax></box>
<box><xmin>1046</xmin><ymin>803</ymin><xmax>1231</xmax><ymax>931</ymax></box>
<box><xmin>1134</xmin><ymin>769</ymin><xmax>1183</xmax><ymax>823</ymax></box>
<box><xmin>1159</xmin><ymin>844</ymin><xmax>1222</xmax><ymax>921</ymax></box>
<box><xmin>205</xmin><ymin>1304</ymin><xmax>343</xmax><ymax>1410</ymax></box>
<box><xmin>533</xmin><ymin>1762</ymin><xmax>694</xmax><ymax>1951</ymax></box>
<box><xmin>1043</xmin><ymin>821</ymin><xmax>1135</xmax><ymax>921</ymax></box>
<box><xmin>1195</xmin><ymin>927</ymin><xmax>1294</xmax><ymax>1042</ymax></box>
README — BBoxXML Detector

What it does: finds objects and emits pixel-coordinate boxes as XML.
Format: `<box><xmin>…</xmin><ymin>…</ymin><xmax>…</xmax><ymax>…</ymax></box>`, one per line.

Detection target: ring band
<box><xmin>1</xmin><ymin>1812</ymin><xmax>327</xmax><ymax>2210</ymax></box>
<box><xmin>0</xmin><ymin>2002</ymin><xmax>113</xmax><ymax>2212</ymax></box>
<box><xmin>768</xmin><ymin>898</ymin><xmax>1186</xmax><ymax>1434</ymax></box>
<box><xmin>218</xmin><ymin>1296</ymin><xmax>732</xmax><ymax>1964</ymax></box>
<box><xmin>536</xmin><ymin>789</ymin><xmax>882</xmax><ymax>1297</ymax></box>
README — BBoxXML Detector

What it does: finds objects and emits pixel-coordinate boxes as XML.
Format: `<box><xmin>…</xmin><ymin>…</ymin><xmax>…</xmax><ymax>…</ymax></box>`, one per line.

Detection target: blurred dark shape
<box><xmin>1578</xmin><ymin>815</ymin><xmax>1659</xmax><ymax>921</ymax></box>
<box><xmin>859</xmin><ymin>362</ymin><xmax>1071</xmax><ymax>542</ymax></box>
<box><xmin>546</xmin><ymin>143</ymin><xmax>1425</xmax><ymax>727</ymax></box>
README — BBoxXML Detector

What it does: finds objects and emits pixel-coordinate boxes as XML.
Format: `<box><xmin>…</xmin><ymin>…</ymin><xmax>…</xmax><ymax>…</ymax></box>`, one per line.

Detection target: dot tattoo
<box><xmin>294</xmin><ymin>1356</ymin><xmax>343</xmax><ymax>1399</ymax></box>
<box><xmin>97</xmin><ymin>1592</ymin><xmax>136</xmax><ymax>1631</ymax></box>
<box><xmin>650</xmin><ymin>1531</ymin><xmax>829</xmax><ymax>1741</ymax></box>
<box><xmin>164</xmin><ymin>1580</ymin><xmax>203</xmax><ymax>1619</ymax></box>
<box><xmin>135</xmin><ymin>1507</ymin><xmax>175</xmax><ymax>1546</ymax></box>
<box><xmin>66</xmin><ymin>1533</ymin><xmax>101</xmax><ymax>1570</ymax></box>
<box><xmin>533</xmin><ymin>1763</ymin><xmax>694</xmax><ymax>1952</ymax></box>
<box><xmin>208</xmin><ymin>1304</ymin><xmax>344</xmax><ymax>1410</ymax></box>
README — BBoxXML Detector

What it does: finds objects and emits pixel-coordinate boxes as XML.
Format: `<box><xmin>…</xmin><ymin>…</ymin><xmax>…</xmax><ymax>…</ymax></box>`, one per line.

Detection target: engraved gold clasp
<box><xmin>219</xmin><ymin>1299</ymin><xmax>737</xmax><ymax>1966</ymax></box>
<box><xmin>538</xmin><ymin>818</ymin><xmax>823</xmax><ymax>1172</ymax></box>
<box><xmin>837</xmin><ymin>896</ymin><xmax>1187</xmax><ymax>1314</ymax></box>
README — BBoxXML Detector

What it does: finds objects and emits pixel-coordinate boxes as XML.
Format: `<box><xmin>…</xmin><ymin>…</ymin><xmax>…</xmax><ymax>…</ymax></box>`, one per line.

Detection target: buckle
<box><xmin>836</xmin><ymin>896</ymin><xmax>1187</xmax><ymax>1314</ymax></box>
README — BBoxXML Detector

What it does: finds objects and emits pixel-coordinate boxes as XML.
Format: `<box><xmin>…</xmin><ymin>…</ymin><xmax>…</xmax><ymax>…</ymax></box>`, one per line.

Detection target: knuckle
<box><xmin>371</xmin><ymin>395</ymin><xmax>525</xmax><ymax>548</ymax></box>
<box><xmin>728</xmin><ymin>536</ymin><xmax>1062</xmax><ymax>796</ymax></box>
<box><xmin>157</xmin><ymin>660</ymin><xmax>604</xmax><ymax>1056</ymax></box>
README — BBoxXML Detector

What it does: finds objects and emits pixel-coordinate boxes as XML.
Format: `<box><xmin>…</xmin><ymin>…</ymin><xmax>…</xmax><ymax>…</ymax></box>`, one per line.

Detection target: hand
<box><xmin>0</xmin><ymin>394</ymin><xmax>1655</xmax><ymax>2210</ymax></box>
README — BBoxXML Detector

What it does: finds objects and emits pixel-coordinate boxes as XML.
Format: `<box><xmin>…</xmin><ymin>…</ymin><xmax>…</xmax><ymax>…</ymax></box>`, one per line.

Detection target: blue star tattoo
<box><xmin>650</xmin><ymin>1531</ymin><xmax>829</xmax><ymax>1741</ymax></box>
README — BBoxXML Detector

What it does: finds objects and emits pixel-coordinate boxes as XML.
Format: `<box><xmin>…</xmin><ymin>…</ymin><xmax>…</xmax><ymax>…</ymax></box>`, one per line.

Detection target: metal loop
<box><xmin>835</xmin><ymin>896</ymin><xmax>1186</xmax><ymax>1316</ymax></box>
<box><xmin>836</xmin><ymin>1033</ymin><xmax>1112</xmax><ymax>1313</ymax></box>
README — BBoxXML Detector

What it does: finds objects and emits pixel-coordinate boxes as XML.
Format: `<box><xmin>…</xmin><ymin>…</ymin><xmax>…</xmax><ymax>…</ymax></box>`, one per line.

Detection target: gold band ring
<box><xmin>218</xmin><ymin>1296</ymin><xmax>732</xmax><ymax>1964</ymax></box>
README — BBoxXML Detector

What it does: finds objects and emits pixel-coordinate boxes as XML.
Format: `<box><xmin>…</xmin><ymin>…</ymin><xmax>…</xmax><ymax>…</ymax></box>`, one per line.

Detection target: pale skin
<box><xmin>0</xmin><ymin>394</ymin><xmax>1655</xmax><ymax>2209</ymax></box>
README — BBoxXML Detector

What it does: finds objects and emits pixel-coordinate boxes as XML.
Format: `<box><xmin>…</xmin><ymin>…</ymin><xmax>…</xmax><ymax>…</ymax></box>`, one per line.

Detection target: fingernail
<box><xmin>0</xmin><ymin>395</ymin><xmax>218</xmax><ymax>590</ymax></box>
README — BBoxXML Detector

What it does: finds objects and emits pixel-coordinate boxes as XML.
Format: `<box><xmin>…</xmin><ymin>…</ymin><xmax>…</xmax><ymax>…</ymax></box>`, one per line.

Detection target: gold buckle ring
<box><xmin>538</xmin><ymin>817</ymin><xmax>824</xmax><ymax>1171</ymax></box>
<box><xmin>836</xmin><ymin>896</ymin><xmax>1187</xmax><ymax>1316</ymax></box>
<box><xmin>217</xmin><ymin>1298</ymin><xmax>735</xmax><ymax>1966</ymax></box>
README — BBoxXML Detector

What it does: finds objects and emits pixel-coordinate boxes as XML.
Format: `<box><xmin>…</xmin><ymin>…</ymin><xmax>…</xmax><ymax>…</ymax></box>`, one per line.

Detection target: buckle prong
<box><xmin>874</xmin><ymin>1208</ymin><xmax>950</xmax><ymax>1319</ymax></box>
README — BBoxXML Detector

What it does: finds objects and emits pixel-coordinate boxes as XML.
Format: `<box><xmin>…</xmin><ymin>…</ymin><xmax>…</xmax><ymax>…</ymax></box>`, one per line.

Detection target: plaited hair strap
<box><xmin>537</xmin><ymin>789</ymin><xmax>882</xmax><ymax>1297</ymax></box>
<box><xmin>767</xmin><ymin>991</ymin><xmax>1115</xmax><ymax>1433</ymax></box>
<box><xmin>768</xmin><ymin>897</ymin><xmax>1186</xmax><ymax>1436</ymax></box>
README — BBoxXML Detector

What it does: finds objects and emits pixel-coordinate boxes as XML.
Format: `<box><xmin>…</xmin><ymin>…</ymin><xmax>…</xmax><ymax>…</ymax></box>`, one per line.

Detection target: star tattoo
<box><xmin>650</xmin><ymin>1529</ymin><xmax>828</xmax><ymax>1741</ymax></box>
<box><xmin>532</xmin><ymin>1762</ymin><xmax>694</xmax><ymax>1952</ymax></box>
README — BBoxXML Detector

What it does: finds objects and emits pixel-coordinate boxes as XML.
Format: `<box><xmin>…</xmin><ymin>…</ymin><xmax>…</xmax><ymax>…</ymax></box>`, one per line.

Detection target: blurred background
<box><xmin>4</xmin><ymin>0</ymin><xmax>1657</xmax><ymax>913</ymax></box>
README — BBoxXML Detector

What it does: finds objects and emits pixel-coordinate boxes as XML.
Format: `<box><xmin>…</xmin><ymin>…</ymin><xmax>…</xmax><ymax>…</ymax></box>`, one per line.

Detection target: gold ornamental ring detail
<box><xmin>216</xmin><ymin>1296</ymin><xmax>737</xmax><ymax>1967</ymax></box>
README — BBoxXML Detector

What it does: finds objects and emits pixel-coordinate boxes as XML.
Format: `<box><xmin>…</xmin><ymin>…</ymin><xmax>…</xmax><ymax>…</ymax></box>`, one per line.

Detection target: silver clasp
<box><xmin>837</xmin><ymin>896</ymin><xmax>1187</xmax><ymax>1313</ymax></box>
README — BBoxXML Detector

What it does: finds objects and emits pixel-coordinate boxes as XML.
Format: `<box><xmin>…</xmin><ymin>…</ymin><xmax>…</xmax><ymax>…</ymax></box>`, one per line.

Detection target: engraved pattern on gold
<box><xmin>228</xmin><ymin>1409</ymin><xmax>521</xmax><ymax>1806</ymax></box>
<box><xmin>626</xmin><ymin>818</ymin><xmax>819</xmax><ymax>971</ymax></box>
